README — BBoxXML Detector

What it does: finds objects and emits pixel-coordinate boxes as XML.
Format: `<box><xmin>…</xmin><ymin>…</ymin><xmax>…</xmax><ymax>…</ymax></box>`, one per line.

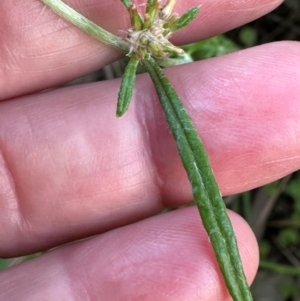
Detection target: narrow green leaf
<box><xmin>172</xmin><ymin>6</ymin><xmax>200</xmax><ymax>32</ymax></box>
<box><xmin>116</xmin><ymin>56</ymin><xmax>139</xmax><ymax>117</ymax></box>
<box><xmin>120</xmin><ymin>0</ymin><xmax>132</xmax><ymax>9</ymax></box>
<box><xmin>144</xmin><ymin>57</ymin><xmax>253</xmax><ymax>301</ymax></box>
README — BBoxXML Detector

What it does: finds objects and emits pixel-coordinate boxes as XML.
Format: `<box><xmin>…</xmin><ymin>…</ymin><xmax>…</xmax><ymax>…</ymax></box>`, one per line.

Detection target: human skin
<box><xmin>0</xmin><ymin>0</ymin><xmax>300</xmax><ymax>300</ymax></box>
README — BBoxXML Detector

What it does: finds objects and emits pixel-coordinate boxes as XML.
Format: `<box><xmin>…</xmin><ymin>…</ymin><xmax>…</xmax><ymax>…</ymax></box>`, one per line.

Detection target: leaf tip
<box><xmin>116</xmin><ymin>108</ymin><xmax>126</xmax><ymax>118</ymax></box>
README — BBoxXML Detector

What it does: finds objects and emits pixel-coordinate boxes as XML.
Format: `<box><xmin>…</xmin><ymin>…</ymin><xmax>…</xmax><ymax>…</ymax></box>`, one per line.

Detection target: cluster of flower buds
<box><xmin>116</xmin><ymin>0</ymin><xmax>200</xmax><ymax>118</ymax></box>
<box><xmin>120</xmin><ymin>0</ymin><xmax>200</xmax><ymax>59</ymax></box>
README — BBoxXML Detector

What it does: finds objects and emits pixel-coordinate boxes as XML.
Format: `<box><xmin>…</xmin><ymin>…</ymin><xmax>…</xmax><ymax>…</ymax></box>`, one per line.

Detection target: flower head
<box><xmin>122</xmin><ymin>0</ymin><xmax>200</xmax><ymax>59</ymax></box>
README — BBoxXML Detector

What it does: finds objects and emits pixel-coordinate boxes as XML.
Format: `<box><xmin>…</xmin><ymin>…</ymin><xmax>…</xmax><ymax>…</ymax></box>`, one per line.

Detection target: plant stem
<box><xmin>260</xmin><ymin>260</ymin><xmax>300</xmax><ymax>275</ymax></box>
<box><xmin>144</xmin><ymin>57</ymin><xmax>253</xmax><ymax>301</ymax></box>
<box><xmin>40</xmin><ymin>0</ymin><xmax>129</xmax><ymax>52</ymax></box>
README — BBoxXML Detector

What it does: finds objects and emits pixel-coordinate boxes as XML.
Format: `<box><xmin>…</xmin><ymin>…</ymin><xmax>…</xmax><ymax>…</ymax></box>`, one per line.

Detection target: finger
<box><xmin>0</xmin><ymin>207</ymin><xmax>259</xmax><ymax>301</ymax></box>
<box><xmin>0</xmin><ymin>41</ymin><xmax>299</xmax><ymax>257</ymax></box>
<box><xmin>0</xmin><ymin>0</ymin><xmax>282</xmax><ymax>99</ymax></box>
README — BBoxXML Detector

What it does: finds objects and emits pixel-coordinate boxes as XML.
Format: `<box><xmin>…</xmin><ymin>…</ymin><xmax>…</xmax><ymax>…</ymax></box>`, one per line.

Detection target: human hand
<box><xmin>1</xmin><ymin>0</ymin><xmax>300</xmax><ymax>300</ymax></box>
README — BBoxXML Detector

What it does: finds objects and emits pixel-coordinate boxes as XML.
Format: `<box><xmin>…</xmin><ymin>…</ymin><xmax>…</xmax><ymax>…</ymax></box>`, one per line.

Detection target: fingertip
<box><xmin>0</xmin><ymin>206</ymin><xmax>259</xmax><ymax>301</ymax></box>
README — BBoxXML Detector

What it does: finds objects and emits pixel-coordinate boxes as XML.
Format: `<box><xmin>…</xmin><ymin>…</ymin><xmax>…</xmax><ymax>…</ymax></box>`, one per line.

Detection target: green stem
<box><xmin>40</xmin><ymin>0</ymin><xmax>129</xmax><ymax>52</ymax></box>
<box><xmin>143</xmin><ymin>57</ymin><xmax>253</xmax><ymax>301</ymax></box>
<box><xmin>260</xmin><ymin>260</ymin><xmax>300</xmax><ymax>276</ymax></box>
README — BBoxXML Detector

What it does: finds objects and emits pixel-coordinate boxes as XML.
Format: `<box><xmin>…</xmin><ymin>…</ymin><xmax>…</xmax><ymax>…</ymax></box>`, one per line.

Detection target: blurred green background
<box><xmin>1</xmin><ymin>1</ymin><xmax>300</xmax><ymax>300</ymax></box>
